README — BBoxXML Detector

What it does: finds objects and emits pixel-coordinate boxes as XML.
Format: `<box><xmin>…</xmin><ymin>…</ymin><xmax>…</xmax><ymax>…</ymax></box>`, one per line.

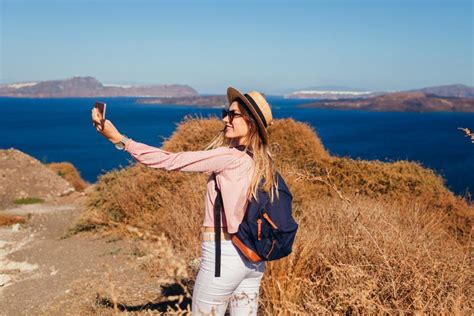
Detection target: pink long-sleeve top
<box><xmin>124</xmin><ymin>139</ymin><xmax>254</xmax><ymax>233</ymax></box>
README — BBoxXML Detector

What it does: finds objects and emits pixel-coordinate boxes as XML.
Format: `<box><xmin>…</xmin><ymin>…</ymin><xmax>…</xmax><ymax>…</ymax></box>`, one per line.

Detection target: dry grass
<box><xmin>161</xmin><ymin>114</ymin><xmax>224</xmax><ymax>152</ymax></box>
<box><xmin>0</xmin><ymin>214</ymin><xmax>26</xmax><ymax>226</ymax></box>
<box><xmin>87</xmin><ymin>231</ymin><xmax>193</xmax><ymax>315</ymax></box>
<box><xmin>82</xmin><ymin>162</ymin><xmax>205</xmax><ymax>258</ymax></box>
<box><xmin>13</xmin><ymin>197</ymin><xmax>45</xmax><ymax>205</ymax></box>
<box><xmin>80</xmin><ymin>116</ymin><xmax>473</xmax><ymax>314</ymax></box>
<box><xmin>47</xmin><ymin>161</ymin><xmax>89</xmax><ymax>191</ymax></box>
<box><xmin>260</xmin><ymin>195</ymin><xmax>472</xmax><ymax>314</ymax></box>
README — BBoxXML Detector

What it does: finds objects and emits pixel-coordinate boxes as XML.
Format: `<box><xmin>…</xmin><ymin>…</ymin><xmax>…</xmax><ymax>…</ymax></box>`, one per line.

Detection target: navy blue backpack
<box><xmin>212</xmin><ymin>147</ymin><xmax>298</xmax><ymax>277</ymax></box>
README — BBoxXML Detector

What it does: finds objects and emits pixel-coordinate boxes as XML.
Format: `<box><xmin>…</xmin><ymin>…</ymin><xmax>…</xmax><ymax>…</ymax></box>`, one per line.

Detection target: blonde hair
<box><xmin>204</xmin><ymin>99</ymin><xmax>279</xmax><ymax>203</ymax></box>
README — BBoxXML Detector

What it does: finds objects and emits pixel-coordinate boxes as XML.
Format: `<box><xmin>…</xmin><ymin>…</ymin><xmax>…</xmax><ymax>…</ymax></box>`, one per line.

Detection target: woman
<box><xmin>91</xmin><ymin>87</ymin><xmax>277</xmax><ymax>315</ymax></box>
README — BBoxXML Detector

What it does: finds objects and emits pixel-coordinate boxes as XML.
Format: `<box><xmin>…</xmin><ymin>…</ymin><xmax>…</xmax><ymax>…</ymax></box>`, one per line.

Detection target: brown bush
<box><xmin>161</xmin><ymin>114</ymin><xmax>223</xmax><ymax>151</ymax></box>
<box><xmin>81</xmin><ymin>116</ymin><xmax>473</xmax><ymax>313</ymax></box>
<box><xmin>0</xmin><ymin>214</ymin><xmax>26</xmax><ymax>226</ymax></box>
<box><xmin>268</xmin><ymin>118</ymin><xmax>330</xmax><ymax>167</ymax></box>
<box><xmin>47</xmin><ymin>161</ymin><xmax>89</xmax><ymax>191</ymax></box>
<box><xmin>83</xmin><ymin>164</ymin><xmax>205</xmax><ymax>258</ymax></box>
<box><xmin>284</xmin><ymin>156</ymin><xmax>472</xmax><ymax>242</ymax></box>
<box><xmin>260</xmin><ymin>196</ymin><xmax>472</xmax><ymax>314</ymax></box>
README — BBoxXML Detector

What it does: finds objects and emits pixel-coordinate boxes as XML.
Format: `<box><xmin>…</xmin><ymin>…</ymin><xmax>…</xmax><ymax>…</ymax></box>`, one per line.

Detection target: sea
<box><xmin>1</xmin><ymin>96</ymin><xmax>473</xmax><ymax>196</ymax></box>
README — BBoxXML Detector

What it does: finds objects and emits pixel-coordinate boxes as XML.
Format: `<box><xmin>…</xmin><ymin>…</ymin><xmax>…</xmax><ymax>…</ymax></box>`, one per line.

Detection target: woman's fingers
<box><xmin>91</xmin><ymin>108</ymin><xmax>103</xmax><ymax>125</ymax></box>
<box><xmin>91</xmin><ymin>109</ymin><xmax>119</xmax><ymax>141</ymax></box>
<box><xmin>91</xmin><ymin>108</ymin><xmax>98</xmax><ymax>124</ymax></box>
<box><xmin>93</xmin><ymin>121</ymin><xmax>101</xmax><ymax>132</ymax></box>
<box><xmin>91</xmin><ymin>108</ymin><xmax>105</xmax><ymax>133</ymax></box>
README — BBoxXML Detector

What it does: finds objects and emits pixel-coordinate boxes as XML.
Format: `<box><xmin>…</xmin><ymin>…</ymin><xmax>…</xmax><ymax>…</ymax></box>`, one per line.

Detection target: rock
<box><xmin>3</xmin><ymin>260</ymin><xmax>38</xmax><ymax>272</ymax></box>
<box><xmin>0</xmin><ymin>274</ymin><xmax>11</xmax><ymax>287</ymax></box>
<box><xmin>58</xmin><ymin>188</ymin><xmax>75</xmax><ymax>197</ymax></box>
<box><xmin>0</xmin><ymin>148</ymin><xmax>75</xmax><ymax>210</ymax></box>
<box><xmin>11</xmin><ymin>223</ymin><xmax>21</xmax><ymax>232</ymax></box>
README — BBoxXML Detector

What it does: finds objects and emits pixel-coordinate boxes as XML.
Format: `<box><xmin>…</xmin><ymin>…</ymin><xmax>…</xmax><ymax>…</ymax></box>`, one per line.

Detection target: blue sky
<box><xmin>1</xmin><ymin>0</ymin><xmax>472</xmax><ymax>94</ymax></box>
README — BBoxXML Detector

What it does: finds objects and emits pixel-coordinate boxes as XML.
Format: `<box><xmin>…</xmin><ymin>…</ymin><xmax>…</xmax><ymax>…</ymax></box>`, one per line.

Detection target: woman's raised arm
<box><xmin>91</xmin><ymin>108</ymin><xmax>244</xmax><ymax>174</ymax></box>
<box><xmin>124</xmin><ymin>139</ymin><xmax>245</xmax><ymax>174</ymax></box>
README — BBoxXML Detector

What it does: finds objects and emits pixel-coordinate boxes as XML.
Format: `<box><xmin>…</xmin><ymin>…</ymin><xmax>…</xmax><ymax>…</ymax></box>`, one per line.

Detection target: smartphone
<box><xmin>94</xmin><ymin>101</ymin><xmax>106</xmax><ymax>120</ymax></box>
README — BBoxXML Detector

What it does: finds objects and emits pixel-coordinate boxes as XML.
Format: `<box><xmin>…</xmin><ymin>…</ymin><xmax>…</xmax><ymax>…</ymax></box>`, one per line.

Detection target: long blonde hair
<box><xmin>204</xmin><ymin>99</ymin><xmax>279</xmax><ymax>203</ymax></box>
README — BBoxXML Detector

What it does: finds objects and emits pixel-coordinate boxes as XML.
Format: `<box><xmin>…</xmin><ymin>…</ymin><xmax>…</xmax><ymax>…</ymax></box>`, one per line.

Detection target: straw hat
<box><xmin>227</xmin><ymin>87</ymin><xmax>274</xmax><ymax>144</ymax></box>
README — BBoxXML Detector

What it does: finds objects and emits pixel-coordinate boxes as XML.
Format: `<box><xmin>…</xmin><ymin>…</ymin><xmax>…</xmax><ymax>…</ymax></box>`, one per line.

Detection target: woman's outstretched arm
<box><xmin>91</xmin><ymin>109</ymin><xmax>241</xmax><ymax>174</ymax></box>
<box><xmin>124</xmin><ymin>139</ymin><xmax>243</xmax><ymax>174</ymax></box>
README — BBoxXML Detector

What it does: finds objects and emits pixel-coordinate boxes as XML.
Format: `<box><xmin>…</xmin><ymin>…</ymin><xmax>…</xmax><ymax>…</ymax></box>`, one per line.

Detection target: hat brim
<box><xmin>227</xmin><ymin>87</ymin><xmax>269</xmax><ymax>144</ymax></box>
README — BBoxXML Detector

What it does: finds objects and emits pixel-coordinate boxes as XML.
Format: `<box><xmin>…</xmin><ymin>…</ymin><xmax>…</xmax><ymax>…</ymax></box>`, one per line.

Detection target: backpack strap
<box><xmin>234</xmin><ymin>145</ymin><xmax>253</xmax><ymax>158</ymax></box>
<box><xmin>212</xmin><ymin>172</ymin><xmax>223</xmax><ymax>277</ymax></box>
<box><xmin>211</xmin><ymin>147</ymin><xmax>252</xmax><ymax>277</ymax></box>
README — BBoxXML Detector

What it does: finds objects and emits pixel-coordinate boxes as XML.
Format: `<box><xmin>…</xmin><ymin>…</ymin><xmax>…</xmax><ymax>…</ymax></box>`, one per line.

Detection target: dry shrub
<box><xmin>0</xmin><ymin>214</ymin><xmax>26</xmax><ymax>226</ymax></box>
<box><xmin>267</xmin><ymin>118</ymin><xmax>330</xmax><ymax>168</ymax></box>
<box><xmin>137</xmin><ymin>233</ymin><xmax>190</xmax><ymax>283</ymax></box>
<box><xmin>323</xmin><ymin>158</ymin><xmax>447</xmax><ymax>197</ymax></box>
<box><xmin>260</xmin><ymin>196</ymin><xmax>472</xmax><ymax>314</ymax></box>
<box><xmin>162</xmin><ymin>117</ymin><xmax>331</xmax><ymax>165</ymax></box>
<box><xmin>47</xmin><ymin>161</ymin><xmax>89</xmax><ymax>191</ymax></box>
<box><xmin>83</xmin><ymin>165</ymin><xmax>205</xmax><ymax>259</ymax></box>
<box><xmin>81</xmin><ymin>116</ymin><xmax>473</xmax><ymax>313</ymax></box>
<box><xmin>286</xmin><ymin>157</ymin><xmax>472</xmax><ymax>243</ymax></box>
<box><xmin>162</xmin><ymin>114</ymin><xmax>224</xmax><ymax>151</ymax></box>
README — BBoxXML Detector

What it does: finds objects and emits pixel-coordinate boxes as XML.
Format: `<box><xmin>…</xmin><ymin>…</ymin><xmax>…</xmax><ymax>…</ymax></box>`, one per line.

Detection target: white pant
<box><xmin>192</xmin><ymin>233</ymin><xmax>265</xmax><ymax>315</ymax></box>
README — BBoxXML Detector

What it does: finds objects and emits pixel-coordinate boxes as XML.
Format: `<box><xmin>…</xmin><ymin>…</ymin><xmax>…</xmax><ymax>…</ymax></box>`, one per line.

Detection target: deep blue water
<box><xmin>1</xmin><ymin>96</ymin><xmax>473</xmax><ymax>196</ymax></box>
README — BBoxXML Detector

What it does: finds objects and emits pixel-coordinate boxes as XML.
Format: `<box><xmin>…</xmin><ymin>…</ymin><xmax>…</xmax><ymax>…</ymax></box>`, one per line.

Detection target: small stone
<box><xmin>0</xmin><ymin>274</ymin><xmax>12</xmax><ymax>287</ymax></box>
<box><xmin>11</xmin><ymin>223</ymin><xmax>21</xmax><ymax>232</ymax></box>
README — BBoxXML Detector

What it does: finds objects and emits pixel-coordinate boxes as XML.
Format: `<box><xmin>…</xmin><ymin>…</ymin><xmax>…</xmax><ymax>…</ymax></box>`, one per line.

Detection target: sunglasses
<box><xmin>222</xmin><ymin>109</ymin><xmax>244</xmax><ymax>123</ymax></box>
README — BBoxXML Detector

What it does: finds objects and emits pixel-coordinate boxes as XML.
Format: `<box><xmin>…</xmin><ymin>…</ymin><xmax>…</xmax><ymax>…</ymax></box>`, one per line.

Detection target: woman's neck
<box><xmin>230</xmin><ymin>137</ymin><xmax>248</xmax><ymax>147</ymax></box>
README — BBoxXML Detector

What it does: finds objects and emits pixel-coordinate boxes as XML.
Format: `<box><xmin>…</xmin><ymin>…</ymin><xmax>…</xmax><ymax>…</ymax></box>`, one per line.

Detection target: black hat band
<box><xmin>244</xmin><ymin>93</ymin><xmax>268</xmax><ymax>128</ymax></box>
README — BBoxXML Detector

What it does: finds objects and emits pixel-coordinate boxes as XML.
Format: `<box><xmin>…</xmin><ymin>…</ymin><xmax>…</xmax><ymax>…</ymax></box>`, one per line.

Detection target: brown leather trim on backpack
<box><xmin>231</xmin><ymin>235</ymin><xmax>262</xmax><ymax>263</ymax></box>
<box><xmin>263</xmin><ymin>213</ymin><xmax>278</xmax><ymax>230</ymax></box>
<box><xmin>257</xmin><ymin>218</ymin><xmax>262</xmax><ymax>240</ymax></box>
<box><xmin>265</xmin><ymin>240</ymin><xmax>276</xmax><ymax>258</ymax></box>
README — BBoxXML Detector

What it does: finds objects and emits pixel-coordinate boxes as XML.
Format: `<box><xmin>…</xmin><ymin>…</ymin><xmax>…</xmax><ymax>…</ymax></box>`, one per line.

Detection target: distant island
<box><xmin>137</xmin><ymin>95</ymin><xmax>227</xmax><ymax>108</ymax></box>
<box><xmin>2</xmin><ymin>77</ymin><xmax>473</xmax><ymax>112</ymax></box>
<box><xmin>286</xmin><ymin>84</ymin><xmax>474</xmax><ymax>101</ymax></box>
<box><xmin>285</xmin><ymin>86</ymin><xmax>382</xmax><ymax>100</ymax></box>
<box><xmin>299</xmin><ymin>91</ymin><xmax>474</xmax><ymax>112</ymax></box>
<box><xmin>0</xmin><ymin>76</ymin><xmax>198</xmax><ymax>98</ymax></box>
<box><xmin>406</xmin><ymin>84</ymin><xmax>474</xmax><ymax>99</ymax></box>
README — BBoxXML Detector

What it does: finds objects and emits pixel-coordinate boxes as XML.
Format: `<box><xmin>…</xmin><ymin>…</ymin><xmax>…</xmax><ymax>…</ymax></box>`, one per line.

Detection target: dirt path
<box><xmin>0</xmin><ymin>192</ymin><xmax>185</xmax><ymax>315</ymax></box>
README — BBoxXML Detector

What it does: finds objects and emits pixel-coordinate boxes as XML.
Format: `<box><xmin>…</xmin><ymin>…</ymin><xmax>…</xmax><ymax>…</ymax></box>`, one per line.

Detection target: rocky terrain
<box><xmin>0</xmin><ymin>149</ymin><xmax>186</xmax><ymax>314</ymax></box>
<box><xmin>0</xmin><ymin>77</ymin><xmax>198</xmax><ymax>98</ymax></box>
<box><xmin>0</xmin><ymin>189</ymin><xmax>181</xmax><ymax>314</ymax></box>
<box><xmin>0</xmin><ymin>149</ymin><xmax>76</xmax><ymax>210</ymax></box>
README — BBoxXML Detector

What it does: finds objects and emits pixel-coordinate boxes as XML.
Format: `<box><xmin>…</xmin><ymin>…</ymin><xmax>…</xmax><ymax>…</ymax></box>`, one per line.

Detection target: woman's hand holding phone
<box><xmin>91</xmin><ymin>104</ymin><xmax>123</xmax><ymax>144</ymax></box>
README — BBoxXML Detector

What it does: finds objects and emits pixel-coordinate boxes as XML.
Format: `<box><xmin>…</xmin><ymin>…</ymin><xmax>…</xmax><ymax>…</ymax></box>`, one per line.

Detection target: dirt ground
<box><xmin>0</xmin><ymin>190</ymin><xmax>191</xmax><ymax>315</ymax></box>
